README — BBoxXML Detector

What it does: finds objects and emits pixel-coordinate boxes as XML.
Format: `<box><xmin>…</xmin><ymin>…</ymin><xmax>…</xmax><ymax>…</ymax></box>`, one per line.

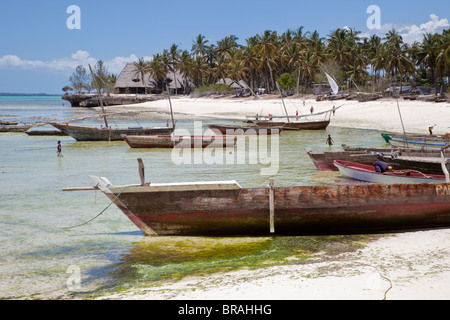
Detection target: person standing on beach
<box><xmin>332</xmin><ymin>105</ymin><xmax>336</xmax><ymax>116</ymax></box>
<box><xmin>57</xmin><ymin>141</ymin><xmax>62</xmax><ymax>157</ymax></box>
<box><xmin>326</xmin><ymin>134</ymin><xmax>334</xmax><ymax>146</ymax></box>
<box><xmin>310</xmin><ymin>106</ymin><xmax>314</xmax><ymax>114</ymax></box>
<box><xmin>429</xmin><ymin>124</ymin><xmax>436</xmax><ymax>135</ymax></box>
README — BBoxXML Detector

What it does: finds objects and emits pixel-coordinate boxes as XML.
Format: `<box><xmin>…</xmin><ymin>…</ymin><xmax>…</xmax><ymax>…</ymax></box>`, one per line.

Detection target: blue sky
<box><xmin>0</xmin><ymin>0</ymin><xmax>449</xmax><ymax>93</ymax></box>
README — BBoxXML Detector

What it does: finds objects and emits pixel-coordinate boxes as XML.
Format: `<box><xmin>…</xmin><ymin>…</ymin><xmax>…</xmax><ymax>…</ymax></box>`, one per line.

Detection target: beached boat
<box><xmin>305</xmin><ymin>148</ymin><xmax>379</xmax><ymax>171</ymax></box>
<box><xmin>49</xmin><ymin>123</ymin><xmax>174</xmax><ymax>141</ymax></box>
<box><xmin>376</xmin><ymin>154</ymin><xmax>450</xmax><ymax>174</ymax></box>
<box><xmin>334</xmin><ymin>160</ymin><xmax>447</xmax><ymax>184</ymax></box>
<box><xmin>63</xmin><ymin>159</ymin><xmax>450</xmax><ymax>236</ymax></box>
<box><xmin>123</xmin><ymin>134</ymin><xmax>237</xmax><ymax>148</ymax></box>
<box><xmin>382</xmin><ymin>133</ymin><xmax>450</xmax><ymax>148</ymax></box>
<box><xmin>206</xmin><ymin>124</ymin><xmax>283</xmax><ymax>135</ymax></box>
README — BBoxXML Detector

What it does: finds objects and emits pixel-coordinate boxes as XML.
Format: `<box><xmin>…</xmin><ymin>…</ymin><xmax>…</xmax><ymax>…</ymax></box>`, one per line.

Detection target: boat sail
<box><xmin>325</xmin><ymin>72</ymin><xmax>339</xmax><ymax>95</ymax></box>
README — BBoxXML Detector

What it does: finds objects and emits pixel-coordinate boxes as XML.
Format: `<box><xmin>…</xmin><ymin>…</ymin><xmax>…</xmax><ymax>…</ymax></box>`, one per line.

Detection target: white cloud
<box><xmin>360</xmin><ymin>14</ymin><xmax>449</xmax><ymax>44</ymax></box>
<box><xmin>0</xmin><ymin>50</ymin><xmax>151</xmax><ymax>74</ymax></box>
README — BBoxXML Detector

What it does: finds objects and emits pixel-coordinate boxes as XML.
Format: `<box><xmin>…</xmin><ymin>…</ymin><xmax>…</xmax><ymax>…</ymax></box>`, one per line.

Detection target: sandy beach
<box><xmin>99</xmin><ymin>95</ymin><xmax>450</xmax><ymax>300</ymax></box>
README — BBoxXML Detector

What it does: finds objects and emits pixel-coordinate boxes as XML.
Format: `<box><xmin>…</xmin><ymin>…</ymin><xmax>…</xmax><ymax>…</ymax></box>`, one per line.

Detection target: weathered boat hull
<box><xmin>0</xmin><ymin>124</ymin><xmax>33</xmax><ymax>132</ymax></box>
<box><xmin>89</xmin><ymin>176</ymin><xmax>450</xmax><ymax>236</ymax></box>
<box><xmin>50</xmin><ymin>123</ymin><xmax>174</xmax><ymax>141</ymax></box>
<box><xmin>207</xmin><ymin>124</ymin><xmax>283</xmax><ymax>135</ymax></box>
<box><xmin>123</xmin><ymin>135</ymin><xmax>237</xmax><ymax>148</ymax></box>
<box><xmin>306</xmin><ymin>148</ymin><xmax>379</xmax><ymax>171</ymax></box>
<box><xmin>334</xmin><ymin>160</ymin><xmax>446</xmax><ymax>184</ymax></box>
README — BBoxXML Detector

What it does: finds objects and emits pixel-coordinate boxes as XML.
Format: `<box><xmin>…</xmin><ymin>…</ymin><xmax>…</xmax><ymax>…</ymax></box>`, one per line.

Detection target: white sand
<box><xmin>100</xmin><ymin>96</ymin><xmax>450</xmax><ymax>300</ymax></box>
<box><xmin>106</xmin><ymin>95</ymin><xmax>450</xmax><ymax>135</ymax></box>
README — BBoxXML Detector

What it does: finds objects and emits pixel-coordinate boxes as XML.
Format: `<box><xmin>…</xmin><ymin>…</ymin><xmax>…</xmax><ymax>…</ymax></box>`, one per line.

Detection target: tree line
<box><xmin>66</xmin><ymin>27</ymin><xmax>450</xmax><ymax>95</ymax></box>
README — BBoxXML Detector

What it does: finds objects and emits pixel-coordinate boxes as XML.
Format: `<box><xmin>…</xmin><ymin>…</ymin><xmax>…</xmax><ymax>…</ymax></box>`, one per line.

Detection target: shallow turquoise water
<box><xmin>0</xmin><ymin>96</ymin><xmax>388</xmax><ymax>298</ymax></box>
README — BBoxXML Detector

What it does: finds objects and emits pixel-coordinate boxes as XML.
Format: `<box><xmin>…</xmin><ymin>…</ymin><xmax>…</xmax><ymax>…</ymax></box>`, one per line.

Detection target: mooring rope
<box><xmin>62</xmin><ymin>185</ymin><xmax>131</xmax><ymax>230</ymax></box>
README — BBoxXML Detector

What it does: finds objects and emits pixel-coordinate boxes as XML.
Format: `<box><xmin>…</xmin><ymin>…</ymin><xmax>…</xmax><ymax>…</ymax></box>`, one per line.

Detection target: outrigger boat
<box><xmin>63</xmin><ymin>158</ymin><xmax>450</xmax><ymax>236</ymax></box>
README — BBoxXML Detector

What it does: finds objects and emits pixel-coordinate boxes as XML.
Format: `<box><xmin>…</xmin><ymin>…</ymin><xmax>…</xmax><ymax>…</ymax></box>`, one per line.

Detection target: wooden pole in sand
<box><xmin>268</xmin><ymin>178</ymin><xmax>275</xmax><ymax>233</ymax></box>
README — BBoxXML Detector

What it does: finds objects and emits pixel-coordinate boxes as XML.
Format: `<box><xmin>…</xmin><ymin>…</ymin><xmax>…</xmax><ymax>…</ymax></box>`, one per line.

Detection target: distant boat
<box><xmin>49</xmin><ymin>63</ymin><xmax>176</xmax><ymax>141</ymax></box>
<box><xmin>245</xmin><ymin>84</ymin><xmax>337</xmax><ymax>130</ymax></box>
<box><xmin>334</xmin><ymin>160</ymin><xmax>446</xmax><ymax>184</ymax></box>
<box><xmin>382</xmin><ymin>132</ymin><xmax>450</xmax><ymax>148</ymax></box>
<box><xmin>63</xmin><ymin>159</ymin><xmax>450</xmax><ymax>236</ymax></box>
<box><xmin>206</xmin><ymin>124</ymin><xmax>283</xmax><ymax>135</ymax></box>
<box><xmin>123</xmin><ymin>134</ymin><xmax>237</xmax><ymax>148</ymax></box>
<box><xmin>49</xmin><ymin>123</ymin><xmax>173</xmax><ymax>141</ymax></box>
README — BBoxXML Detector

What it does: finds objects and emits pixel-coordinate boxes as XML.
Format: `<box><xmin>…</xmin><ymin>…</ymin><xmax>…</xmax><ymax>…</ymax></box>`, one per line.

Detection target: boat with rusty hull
<box><xmin>65</xmin><ymin>159</ymin><xmax>450</xmax><ymax>236</ymax></box>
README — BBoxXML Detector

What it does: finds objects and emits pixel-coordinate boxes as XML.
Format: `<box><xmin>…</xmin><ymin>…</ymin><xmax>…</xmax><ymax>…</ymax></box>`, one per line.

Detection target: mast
<box><xmin>88</xmin><ymin>64</ymin><xmax>108</xmax><ymax>128</ymax></box>
<box><xmin>167</xmin><ymin>88</ymin><xmax>175</xmax><ymax>129</ymax></box>
<box><xmin>276</xmin><ymin>82</ymin><xmax>290</xmax><ymax>123</ymax></box>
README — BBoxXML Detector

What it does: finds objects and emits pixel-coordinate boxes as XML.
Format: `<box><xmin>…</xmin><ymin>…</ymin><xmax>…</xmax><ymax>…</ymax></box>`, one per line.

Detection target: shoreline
<box><xmin>99</xmin><ymin>228</ymin><xmax>450</xmax><ymax>300</ymax></box>
<box><xmin>94</xmin><ymin>96</ymin><xmax>450</xmax><ymax>300</ymax></box>
<box><xmin>99</xmin><ymin>95</ymin><xmax>450</xmax><ymax>136</ymax></box>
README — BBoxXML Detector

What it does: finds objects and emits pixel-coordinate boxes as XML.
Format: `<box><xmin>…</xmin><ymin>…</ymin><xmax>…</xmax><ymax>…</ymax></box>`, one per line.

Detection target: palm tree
<box><xmin>169</xmin><ymin>44</ymin><xmax>180</xmax><ymax>94</ymax></box>
<box><xmin>133</xmin><ymin>58</ymin><xmax>149</xmax><ymax>94</ymax></box>
<box><xmin>253</xmin><ymin>30</ymin><xmax>279</xmax><ymax>92</ymax></box>
<box><xmin>191</xmin><ymin>34</ymin><xmax>209</xmax><ymax>86</ymax></box>
<box><xmin>178</xmin><ymin>50</ymin><xmax>194</xmax><ymax>94</ymax></box>
<box><xmin>384</xmin><ymin>29</ymin><xmax>413</xmax><ymax>91</ymax></box>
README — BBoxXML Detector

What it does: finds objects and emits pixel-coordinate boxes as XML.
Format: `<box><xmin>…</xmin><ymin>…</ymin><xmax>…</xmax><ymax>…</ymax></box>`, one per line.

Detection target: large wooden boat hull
<box><xmin>50</xmin><ymin>123</ymin><xmax>174</xmax><ymax>141</ymax></box>
<box><xmin>334</xmin><ymin>160</ymin><xmax>446</xmax><ymax>184</ymax></box>
<box><xmin>206</xmin><ymin>124</ymin><xmax>283</xmax><ymax>135</ymax></box>
<box><xmin>87</xmin><ymin>176</ymin><xmax>450</xmax><ymax>236</ymax></box>
<box><xmin>123</xmin><ymin>135</ymin><xmax>237</xmax><ymax>148</ymax></box>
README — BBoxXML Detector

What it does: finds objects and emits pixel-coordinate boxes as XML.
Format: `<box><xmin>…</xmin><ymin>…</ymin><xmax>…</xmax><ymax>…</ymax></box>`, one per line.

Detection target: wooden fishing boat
<box><xmin>206</xmin><ymin>124</ymin><xmax>283</xmax><ymax>135</ymax></box>
<box><xmin>376</xmin><ymin>154</ymin><xmax>450</xmax><ymax>174</ymax></box>
<box><xmin>334</xmin><ymin>160</ymin><xmax>447</xmax><ymax>184</ymax></box>
<box><xmin>382</xmin><ymin>133</ymin><xmax>450</xmax><ymax>148</ymax></box>
<box><xmin>306</xmin><ymin>148</ymin><xmax>379</xmax><ymax>171</ymax></box>
<box><xmin>63</xmin><ymin>159</ymin><xmax>450</xmax><ymax>236</ymax></box>
<box><xmin>49</xmin><ymin>122</ymin><xmax>174</xmax><ymax>141</ymax></box>
<box><xmin>123</xmin><ymin>134</ymin><xmax>237</xmax><ymax>148</ymax></box>
<box><xmin>255</xmin><ymin>120</ymin><xmax>330</xmax><ymax>130</ymax></box>
<box><xmin>0</xmin><ymin>124</ymin><xmax>33</xmax><ymax>132</ymax></box>
<box><xmin>307</xmin><ymin>145</ymin><xmax>444</xmax><ymax>172</ymax></box>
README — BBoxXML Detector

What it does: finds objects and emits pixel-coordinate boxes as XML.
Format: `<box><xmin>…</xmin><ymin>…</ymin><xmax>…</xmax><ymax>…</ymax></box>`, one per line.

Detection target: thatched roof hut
<box><xmin>216</xmin><ymin>78</ymin><xmax>250</xmax><ymax>91</ymax></box>
<box><xmin>114</xmin><ymin>63</ymin><xmax>194</xmax><ymax>94</ymax></box>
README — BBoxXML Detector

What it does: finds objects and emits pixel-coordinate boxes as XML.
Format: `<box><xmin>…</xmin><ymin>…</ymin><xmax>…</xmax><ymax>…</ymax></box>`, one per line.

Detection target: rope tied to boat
<box><xmin>62</xmin><ymin>185</ymin><xmax>131</xmax><ymax>230</ymax></box>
